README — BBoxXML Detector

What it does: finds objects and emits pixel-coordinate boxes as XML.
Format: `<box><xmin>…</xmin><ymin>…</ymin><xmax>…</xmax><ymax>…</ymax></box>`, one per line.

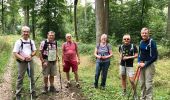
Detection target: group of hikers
<box><xmin>13</xmin><ymin>26</ymin><xmax>158</xmax><ymax>100</ymax></box>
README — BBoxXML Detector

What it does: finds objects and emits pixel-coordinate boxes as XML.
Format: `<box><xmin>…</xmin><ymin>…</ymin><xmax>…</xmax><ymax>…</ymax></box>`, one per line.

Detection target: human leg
<box><xmin>100</xmin><ymin>61</ymin><xmax>110</xmax><ymax>88</ymax></box>
<box><xmin>94</xmin><ymin>62</ymin><xmax>101</xmax><ymax>88</ymax></box>
<box><xmin>145</xmin><ymin>64</ymin><xmax>155</xmax><ymax>100</ymax></box>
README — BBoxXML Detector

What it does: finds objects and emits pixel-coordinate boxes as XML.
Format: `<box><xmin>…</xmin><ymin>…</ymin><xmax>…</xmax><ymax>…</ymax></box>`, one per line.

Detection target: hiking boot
<box><xmin>16</xmin><ymin>94</ymin><xmax>21</xmax><ymax>100</ymax></box>
<box><xmin>49</xmin><ymin>86</ymin><xmax>59</xmax><ymax>93</ymax></box>
<box><xmin>122</xmin><ymin>89</ymin><xmax>126</xmax><ymax>96</ymax></box>
<box><xmin>76</xmin><ymin>82</ymin><xmax>81</xmax><ymax>89</ymax></box>
<box><xmin>133</xmin><ymin>92</ymin><xmax>138</xmax><ymax>100</ymax></box>
<box><xmin>100</xmin><ymin>86</ymin><xmax>105</xmax><ymax>90</ymax></box>
<box><xmin>65</xmin><ymin>81</ymin><xmax>71</xmax><ymax>88</ymax></box>
<box><xmin>42</xmin><ymin>86</ymin><xmax>48</xmax><ymax>94</ymax></box>
<box><xmin>32</xmin><ymin>91</ymin><xmax>37</xmax><ymax>98</ymax></box>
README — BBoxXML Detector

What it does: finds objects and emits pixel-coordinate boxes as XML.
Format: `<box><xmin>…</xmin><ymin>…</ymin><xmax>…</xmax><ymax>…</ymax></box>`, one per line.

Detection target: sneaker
<box><xmin>65</xmin><ymin>81</ymin><xmax>71</xmax><ymax>88</ymax></box>
<box><xmin>76</xmin><ymin>82</ymin><xmax>81</xmax><ymax>89</ymax></box>
<box><xmin>49</xmin><ymin>86</ymin><xmax>59</xmax><ymax>93</ymax></box>
<box><xmin>16</xmin><ymin>94</ymin><xmax>21</xmax><ymax>100</ymax></box>
<box><xmin>42</xmin><ymin>86</ymin><xmax>48</xmax><ymax>94</ymax></box>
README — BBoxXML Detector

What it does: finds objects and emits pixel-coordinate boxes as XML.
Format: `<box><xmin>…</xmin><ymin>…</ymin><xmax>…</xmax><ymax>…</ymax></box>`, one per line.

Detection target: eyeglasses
<box><xmin>123</xmin><ymin>38</ymin><xmax>130</xmax><ymax>40</ymax></box>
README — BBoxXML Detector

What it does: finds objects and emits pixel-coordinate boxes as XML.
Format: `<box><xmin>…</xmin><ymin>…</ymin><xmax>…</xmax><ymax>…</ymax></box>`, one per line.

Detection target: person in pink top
<box><xmin>62</xmin><ymin>33</ymin><xmax>80</xmax><ymax>88</ymax></box>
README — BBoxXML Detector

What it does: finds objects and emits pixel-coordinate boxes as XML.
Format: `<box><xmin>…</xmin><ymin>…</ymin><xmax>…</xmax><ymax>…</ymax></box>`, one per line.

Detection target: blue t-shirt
<box><xmin>96</xmin><ymin>44</ymin><xmax>112</xmax><ymax>62</ymax></box>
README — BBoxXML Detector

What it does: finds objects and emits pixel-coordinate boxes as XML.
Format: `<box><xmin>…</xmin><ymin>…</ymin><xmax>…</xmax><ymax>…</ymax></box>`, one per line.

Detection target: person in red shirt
<box><xmin>62</xmin><ymin>33</ymin><xmax>80</xmax><ymax>88</ymax></box>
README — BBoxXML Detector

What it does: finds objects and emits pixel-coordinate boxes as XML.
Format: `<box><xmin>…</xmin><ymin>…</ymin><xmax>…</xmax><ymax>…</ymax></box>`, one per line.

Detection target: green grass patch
<box><xmin>78</xmin><ymin>44</ymin><xmax>170</xmax><ymax>100</ymax></box>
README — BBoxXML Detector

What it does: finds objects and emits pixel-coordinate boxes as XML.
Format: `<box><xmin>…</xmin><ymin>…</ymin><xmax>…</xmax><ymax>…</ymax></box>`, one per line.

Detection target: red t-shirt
<box><xmin>62</xmin><ymin>42</ymin><xmax>78</xmax><ymax>61</ymax></box>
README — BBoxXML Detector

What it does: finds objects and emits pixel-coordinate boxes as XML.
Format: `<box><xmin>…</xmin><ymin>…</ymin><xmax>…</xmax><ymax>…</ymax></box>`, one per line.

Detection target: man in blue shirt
<box><xmin>138</xmin><ymin>27</ymin><xmax>158</xmax><ymax>100</ymax></box>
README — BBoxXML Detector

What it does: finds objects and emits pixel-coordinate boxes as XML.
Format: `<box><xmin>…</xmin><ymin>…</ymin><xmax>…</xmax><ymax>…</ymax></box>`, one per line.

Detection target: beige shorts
<box><xmin>42</xmin><ymin>61</ymin><xmax>57</xmax><ymax>77</ymax></box>
<box><xmin>119</xmin><ymin>65</ymin><xmax>134</xmax><ymax>77</ymax></box>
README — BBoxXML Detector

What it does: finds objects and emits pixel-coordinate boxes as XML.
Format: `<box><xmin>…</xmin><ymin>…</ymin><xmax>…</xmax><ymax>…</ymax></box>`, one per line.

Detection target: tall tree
<box><xmin>104</xmin><ymin>0</ymin><xmax>109</xmax><ymax>34</ymax></box>
<box><xmin>31</xmin><ymin>0</ymin><xmax>36</xmax><ymax>39</ymax></box>
<box><xmin>167</xmin><ymin>1</ymin><xmax>170</xmax><ymax>44</ymax></box>
<box><xmin>1</xmin><ymin>0</ymin><xmax>4</xmax><ymax>34</ymax></box>
<box><xmin>74</xmin><ymin>0</ymin><xmax>78</xmax><ymax>41</ymax></box>
<box><xmin>95</xmin><ymin>0</ymin><xmax>105</xmax><ymax>43</ymax></box>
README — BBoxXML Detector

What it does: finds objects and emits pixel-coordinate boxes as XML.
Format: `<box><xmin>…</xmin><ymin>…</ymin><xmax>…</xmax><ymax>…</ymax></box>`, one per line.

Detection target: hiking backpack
<box><xmin>120</xmin><ymin>44</ymin><xmax>134</xmax><ymax>56</ymax></box>
<box><xmin>41</xmin><ymin>40</ymin><xmax>57</xmax><ymax>59</ymax></box>
<box><xmin>139</xmin><ymin>39</ymin><xmax>152</xmax><ymax>57</ymax></box>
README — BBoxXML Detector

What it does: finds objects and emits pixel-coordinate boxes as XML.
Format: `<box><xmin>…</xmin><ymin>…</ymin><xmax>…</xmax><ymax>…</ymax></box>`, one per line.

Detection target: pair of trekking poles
<box><xmin>127</xmin><ymin>66</ymin><xmax>141</xmax><ymax>100</ymax></box>
<box><xmin>26</xmin><ymin>56</ymin><xmax>62</xmax><ymax>100</ymax></box>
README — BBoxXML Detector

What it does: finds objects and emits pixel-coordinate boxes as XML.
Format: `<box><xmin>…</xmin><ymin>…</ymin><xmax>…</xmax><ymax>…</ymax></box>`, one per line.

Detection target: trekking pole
<box><xmin>27</xmin><ymin>62</ymin><xmax>33</xmax><ymax>100</ymax></box>
<box><xmin>57</xmin><ymin>56</ymin><xmax>62</xmax><ymax>90</ymax></box>
<box><xmin>127</xmin><ymin>66</ymin><xmax>140</xmax><ymax>100</ymax></box>
<box><xmin>132</xmin><ymin>67</ymin><xmax>141</xmax><ymax>100</ymax></box>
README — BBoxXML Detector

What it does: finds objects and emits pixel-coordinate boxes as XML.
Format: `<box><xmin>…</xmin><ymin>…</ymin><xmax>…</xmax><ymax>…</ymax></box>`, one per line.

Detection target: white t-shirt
<box><xmin>13</xmin><ymin>38</ymin><xmax>36</xmax><ymax>57</ymax></box>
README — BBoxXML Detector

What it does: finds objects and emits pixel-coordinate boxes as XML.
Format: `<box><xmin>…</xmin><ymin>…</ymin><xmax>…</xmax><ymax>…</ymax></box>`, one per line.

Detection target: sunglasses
<box><xmin>23</xmin><ymin>31</ymin><xmax>29</xmax><ymax>33</ymax></box>
<box><xmin>123</xmin><ymin>38</ymin><xmax>130</xmax><ymax>40</ymax></box>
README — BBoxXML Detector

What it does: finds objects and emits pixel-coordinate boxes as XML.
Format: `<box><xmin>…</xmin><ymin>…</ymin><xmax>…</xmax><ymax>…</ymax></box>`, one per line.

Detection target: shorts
<box><xmin>63</xmin><ymin>61</ymin><xmax>78</xmax><ymax>72</ymax></box>
<box><xmin>119</xmin><ymin>65</ymin><xmax>134</xmax><ymax>77</ymax></box>
<box><xmin>42</xmin><ymin>61</ymin><xmax>57</xmax><ymax>77</ymax></box>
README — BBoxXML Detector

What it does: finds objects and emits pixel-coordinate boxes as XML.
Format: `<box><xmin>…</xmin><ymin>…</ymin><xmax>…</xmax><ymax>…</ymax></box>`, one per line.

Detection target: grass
<box><xmin>1</xmin><ymin>35</ymin><xmax>170</xmax><ymax>100</ymax></box>
<box><xmin>0</xmin><ymin>36</ymin><xmax>13</xmax><ymax>82</ymax></box>
<box><xmin>77</xmin><ymin>44</ymin><xmax>170</xmax><ymax>100</ymax></box>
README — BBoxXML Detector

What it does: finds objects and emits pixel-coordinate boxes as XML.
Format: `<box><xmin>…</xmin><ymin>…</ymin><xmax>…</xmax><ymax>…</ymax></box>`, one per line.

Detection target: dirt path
<box><xmin>34</xmin><ymin>57</ymin><xmax>87</xmax><ymax>100</ymax></box>
<box><xmin>0</xmin><ymin>52</ymin><xmax>14</xmax><ymax>100</ymax></box>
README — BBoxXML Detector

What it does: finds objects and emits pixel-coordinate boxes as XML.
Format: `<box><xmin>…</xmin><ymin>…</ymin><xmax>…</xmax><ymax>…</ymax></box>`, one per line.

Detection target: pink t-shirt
<box><xmin>62</xmin><ymin>42</ymin><xmax>77</xmax><ymax>61</ymax></box>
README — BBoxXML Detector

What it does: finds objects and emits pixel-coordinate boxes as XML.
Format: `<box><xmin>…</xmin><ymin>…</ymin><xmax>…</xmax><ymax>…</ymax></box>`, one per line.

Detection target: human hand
<box><xmin>78</xmin><ymin>59</ymin><xmax>80</xmax><ymax>65</ymax></box>
<box><xmin>139</xmin><ymin>62</ymin><xmax>145</xmax><ymax>68</ymax></box>
<box><xmin>122</xmin><ymin>56</ymin><xmax>129</xmax><ymax>60</ymax></box>
<box><xmin>42</xmin><ymin>61</ymin><xmax>48</xmax><ymax>68</ymax></box>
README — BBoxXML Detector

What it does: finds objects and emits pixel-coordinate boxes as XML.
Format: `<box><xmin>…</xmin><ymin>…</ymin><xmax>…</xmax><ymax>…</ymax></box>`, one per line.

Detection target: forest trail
<box><xmin>0</xmin><ymin>51</ymin><xmax>14</xmax><ymax>100</ymax></box>
<box><xmin>21</xmin><ymin>56</ymin><xmax>87</xmax><ymax>100</ymax></box>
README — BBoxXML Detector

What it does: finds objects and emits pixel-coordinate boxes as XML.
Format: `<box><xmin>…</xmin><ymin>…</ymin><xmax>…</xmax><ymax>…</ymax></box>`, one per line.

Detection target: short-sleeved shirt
<box><xmin>13</xmin><ymin>38</ymin><xmax>36</xmax><ymax>57</ymax></box>
<box><xmin>39</xmin><ymin>39</ymin><xmax>57</xmax><ymax>59</ymax></box>
<box><xmin>96</xmin><ymin>43</ymin><xmax>112</xmax><ymax>62</ymax></box>
<box><xmin>62</xmin><ymin>42</ymin><xmax>78</xmax><ymax>62</ymax></box>
<box><xmin>119</xmin><ymin>44</ymin><xmax>138</xmax><ymax>67</ymax></box>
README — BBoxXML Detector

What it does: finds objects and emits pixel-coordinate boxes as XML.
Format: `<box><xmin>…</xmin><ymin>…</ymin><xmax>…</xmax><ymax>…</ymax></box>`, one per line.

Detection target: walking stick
<box><xmin>127</xmin><ymin>66</ymin><xmax>141</xmax><ymax>100</ymax></box>
<box><xmin>27</xmin><ymin>62</ymin><xmax>33</xmax><ymax>100</ymax></box>
<box><xmin>57</xmin><ymin>56</ymin><xmax>62</xmax><ymax>90</ymax></box>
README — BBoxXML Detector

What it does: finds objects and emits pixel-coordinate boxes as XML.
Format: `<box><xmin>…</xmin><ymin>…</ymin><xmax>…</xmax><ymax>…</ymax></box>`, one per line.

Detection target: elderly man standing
<box><xmin>138</xmin><ymin>27</ymin><xmax>158</xmax><ymax>100</ymax></box>
<box><xmin>62</xmin><ymin>33</ymin><xmax>80</xmax><ymax>88</ymax></box>
<box><xmin>39</xmin><ymin>31</ymin><xmax>59</xmax><ymax>93</ymax></box>
<box><xmin>119</xmin><ymin>34</ymin><xmax>138</xmax><ymax>96</ymax></box>
<box><xmin>13</xmin><ymin>26</ymin><xmax>37</xmax><ymax>99</ymax></box>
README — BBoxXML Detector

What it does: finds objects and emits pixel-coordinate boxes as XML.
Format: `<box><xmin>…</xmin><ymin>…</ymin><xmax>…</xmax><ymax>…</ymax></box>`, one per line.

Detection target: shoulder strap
<box><xmin>20</xmin><ymin>39</ymin><xmax>23</xmax><ymax>50</ymax></box>
<box><xmin>120</xmin><ymin>44</ymin><xmax>124</xmax><ymax>53</ymax></box>
<box><xmin>131</xmin><ymin>43</ymin><xmax>134</xmax><ymax>55</ymax></box>
<box><xmin>149</xmin><ymin>39</ymin><xmax>153</xmax><ymax>57</ymax></box>
<box><xmin>106</xmin><ymin>44</ymin><xmax>110</xmax><ymax>54</ymax></box>
<box><xmin>30</xmin><ymin>40</ymin><xmax>33</xmax><ymax>52</ymax></box>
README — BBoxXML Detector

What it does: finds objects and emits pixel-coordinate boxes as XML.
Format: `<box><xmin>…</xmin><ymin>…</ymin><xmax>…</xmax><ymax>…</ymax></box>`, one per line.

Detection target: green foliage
<box><xmin>37</xmin><ymin>0</ymin><xmax>67</xmax><ymax>40</ymax></box>
<box><xmin>77</xmin><ymin>4</ymin><xmax>96</xmax><ymax>43</ymax></box>
<box><xmin>0</xmin><ymin>38</ymin><xmax>11</xmax><ymax>82</ymax></box>
<box><xmin>78</xmin><ymin>42</ymin><xmax>95</xmax><ymax>55</ymax></box>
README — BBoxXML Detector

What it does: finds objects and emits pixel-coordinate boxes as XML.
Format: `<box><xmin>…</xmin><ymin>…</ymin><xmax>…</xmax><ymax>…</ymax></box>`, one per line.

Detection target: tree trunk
<box><xmin>47</xmin><ymin>0</ymin><xmax>50</xmax><ymax>33</ymax></box>
<box><xmin>24</xmin><ymin>5</ymin><xmax>29</xmax><ymax>26</ymax></box>
<box><xmin>167</xmin><ymin>1</ymin><xmax>170</xmax><ymax>42</ymax></box>
<box><xmin>1</xmin><ymin>0</ymin><xmax>4</xmax><ymax>34</ymax></box>
<box><xmin>104</xmin><ymin>0</ymin><xmax>109</xmax><ymax>34</ymax></box>
<box><xmin>74</xmin><ymin>0</ymin><xmax>78</xmax><ymax>41</ymax></box>
<box><xmin>140</xmin><ymin>0</ymin><xmax>145</xmax><ymax>28</ymax></box>
<box><xmin>95</xmin><ymin>0</ymin><xmax>105</xmax><ymax>44</ymax></box>
<box><xmin>32</xmin><ymin>2</ymin><xmax>35</xmax><ymax>39</ymax></box>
